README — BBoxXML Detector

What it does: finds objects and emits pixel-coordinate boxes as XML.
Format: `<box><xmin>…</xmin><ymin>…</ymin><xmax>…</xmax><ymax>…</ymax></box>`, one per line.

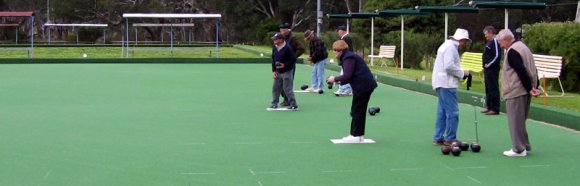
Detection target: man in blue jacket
<box><xmin>270</xmin><ymin>32</ymin><xmax>298</xmax><ymax>110</ymax></box>
<box><xmin>482</xmin><ymin>26</ymin><xmax>503</xmax><ymax>115</ymax></box>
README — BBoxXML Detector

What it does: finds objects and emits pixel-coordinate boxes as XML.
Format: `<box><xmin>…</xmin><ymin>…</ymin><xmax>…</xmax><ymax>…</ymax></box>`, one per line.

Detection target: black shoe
<box><xmin>280</xmin><ymin>101</ymin><xmax>290</xmax><ymax>106</ymax></box>
<box><xmin>270</xmin><ymin>104</ymin><xmax>278</xmax><ymax>109</ymax></box>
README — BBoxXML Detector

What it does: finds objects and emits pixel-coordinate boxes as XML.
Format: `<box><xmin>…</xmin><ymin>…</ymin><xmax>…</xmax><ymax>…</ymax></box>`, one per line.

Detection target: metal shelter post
<box><xmin>400</xmin><ymin>15</ymin><xmax>404</xmax><ymax>70</ymax></box>
<box><xmin>125</xmin><ymin>18</ymin><xmax>129</xmax><ymax>58</ymax></box>
<box><xmin>370</xmin><ymin>17</ymin><xmax>374</xmax><ymax>66</ymax></box>
<box><xmin>216</xmin><ymin>19</ymin><xmax>220</xmax><ymax>58</ymax></box>
<box><xmin>504</xmin><ymin>9</ymin><xmax>509</xmax><ymax>29</ymax></box>
<box><xmin>30</xmin><ymin>16</ymin><xmax>34</xmax><ymax>58</ymax></box>
<box><xmin>444</xmin><ymin>13</ymin><xmax>449</xmax><ymax>40</ymax></box>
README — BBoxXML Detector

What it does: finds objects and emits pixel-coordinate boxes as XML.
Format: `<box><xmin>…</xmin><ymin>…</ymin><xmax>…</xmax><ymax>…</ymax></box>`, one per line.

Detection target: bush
<box><xmin>78</xmin><ymin>27</ymin><xmax>102</xmax><ymax>43</ymax></box>
<box><xmin>379</xmin><ymin>30</ymin><xmax>441</xmax><ymax>69</ymax></box>
<box><xmin>524</xmin><ymin>22</ymin><xmax>580</xmax><ymax>92</ymax></box>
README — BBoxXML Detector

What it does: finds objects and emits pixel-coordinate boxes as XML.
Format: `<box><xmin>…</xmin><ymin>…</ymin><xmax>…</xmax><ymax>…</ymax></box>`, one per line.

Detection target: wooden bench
<box><xmin>533</xmin><ymin>54</ymin><xmax>565</xmax><ymax>97</ymax></box>
<box><xmin>368</xmin><ymin>45</ymin><xmax>396</xmax><ymax>67</ymax></box>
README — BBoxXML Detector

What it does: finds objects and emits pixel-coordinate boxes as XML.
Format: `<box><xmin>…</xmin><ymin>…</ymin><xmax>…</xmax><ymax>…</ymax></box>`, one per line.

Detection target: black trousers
<box><xmin>350</xmin><ymin>88</ymin><xmax>374</xmax><ymax>136</ymax></box>
<box><xmin>484</xmin><ymin>67</ymin><xmax>500</xmax><ymax>112</ymax></box>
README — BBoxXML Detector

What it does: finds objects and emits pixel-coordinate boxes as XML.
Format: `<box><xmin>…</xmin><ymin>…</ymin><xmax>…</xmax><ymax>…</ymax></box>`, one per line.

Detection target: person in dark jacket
<box><xmin>278</xmin><ymin>23</ymin><xmax>305</xmax><ymax>106</ymax></box>
<box><xmin>335</xmin><ymin>25</ymin><xmax>354</xmax><ymax>96</ymax></box>
<box><xmin>326</xmin><ymin>40</ymin><xmax>377</xmax><ymax>143</ymax></box>
<box><xmin>270</xmin><ymin>32</ymin><xmax>298</xmax><ymax>110</ymax></box>
<box><xmin>304</xmin><ymin>29</ymin><xmax>328</xmax><ymax>92</ymax></box>
<box><xmin>481</xmin><ymin>26</ymin><xmax>503</xmax><ymax>115</ymax></box>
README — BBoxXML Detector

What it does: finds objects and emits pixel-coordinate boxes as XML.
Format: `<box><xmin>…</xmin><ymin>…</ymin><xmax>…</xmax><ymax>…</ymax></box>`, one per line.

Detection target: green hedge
<box><xmin>523</xmin><ymin>22</ymin><xmax>580</xmax><ymax>92</ymax></box>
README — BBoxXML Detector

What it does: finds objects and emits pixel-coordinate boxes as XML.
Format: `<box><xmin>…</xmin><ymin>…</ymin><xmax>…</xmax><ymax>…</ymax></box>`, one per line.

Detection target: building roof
<box><xmin>0</xmin><ymin>12</ymin><xmax>35</xmax><ymax>17</ymax></box>
<box><xmin>44</xmin><ymin>23</ymin><xmax>108</xmax><ymax>27</ymax></box>
<box><xmin>123</xmin><ymin>13</ymin><xmax>221</xmax><ymax>18</ymax></box>
<box><xmin>0</xmin><ymin>24</ymin><xmax>19</xmax><ymax>27</ymax></box>
<box><xmin>133</xmin><ymin>23</ymin><xmax>195</xmax><ymax>27</ymax></box>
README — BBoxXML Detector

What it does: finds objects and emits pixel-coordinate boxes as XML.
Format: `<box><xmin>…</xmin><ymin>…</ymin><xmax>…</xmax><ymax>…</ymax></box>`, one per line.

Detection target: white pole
<box><xmin>31</xmin><ymin>16</ymin><xmax>34</xmax><ymax>58</ymax></box>
<box><xmin>125</xmin><ymin>18</ymin><xmax>129</xmax><ymax>58</ymax></box>
<box><xmin>75</xmin><ymin>26</ymin><xmax>79</xmax><ymax>44</ymax></box>
<box><xmin>400</xmin><ymin>15</ymin><xmax>404</xmax><ymax>70</ymax></box>
<box><xmin>347</xmin><ymin>19</ymin><xmax>350</xmax><ymax>33</ymax></box>
<box><xmin>444</xmin><ymin>13</ymin><xmax>449</xmax><ymax>40</ymax></box>
<box><xmin>316</xmin><ymin>0</ymin><xmax>321</xmax><ymax>36</ymax></box>
<box><xmin>47</xmin><ymin>0</ymin><xmax>50</xmax><ymax>23</ymax></box>
<box><xmin>216</xmin><ymin>20</ymin><xmax>220</xmax><ymax>58</ymax></box>
<box><xmin>121</xmin><ymin>35</ymin><xmax>124</xmax><ymax>58</ymax></box>
<box><xmin>576</xmin><ymin>1</ymin><xmax>580</xmax><ymax>22</ymax></box>
<box><xmin>504</xmin><ymin>9</ymin><xmax>509</xmax><ymax>29</ymax></box>
<box><xmin>371</xmin><ymin>17</ymin><xmax>375</xmax><ymax>66</ymax></box>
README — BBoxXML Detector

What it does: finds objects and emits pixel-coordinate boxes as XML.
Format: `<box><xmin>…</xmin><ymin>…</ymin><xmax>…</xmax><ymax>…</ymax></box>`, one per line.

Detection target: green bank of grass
<box><xmin>235</xmin><ymin>45</ymin><xmax>580</xmax><ymax>112</ymax></box>
<box><xmin>365</xmin><ymin>65</ymin><xmax>580</xmax><ymax>112</ymax></box>
<box><xmin>0</xmin><ymin>47</ymin><xmax>258</xmax><ymax>58</ymax></box>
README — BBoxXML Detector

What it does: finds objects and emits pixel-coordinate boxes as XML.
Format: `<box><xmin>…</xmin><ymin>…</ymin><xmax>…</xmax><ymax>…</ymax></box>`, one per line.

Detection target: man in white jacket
<box><xmin>431</xmin><ymin>28</ymin><xmax>471</xmax><ymax>145</ymax></box>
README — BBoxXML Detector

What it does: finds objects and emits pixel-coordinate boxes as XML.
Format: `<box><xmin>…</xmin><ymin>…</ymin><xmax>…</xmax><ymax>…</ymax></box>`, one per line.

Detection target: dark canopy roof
<box><xmin>327</xmin><ymin>12</ymin><xmax>378</xmax><ymax>19</ymax></box>
<box><xmin>377</xmin><ymin>9</ymin><xmax>430</xmax><ymax>16</ymax></box>
<box><xmin>415</xmin><ymin>6</ymin><xmax>479</xmax><ymax>13</ymax></box>
<box><xmin>470</xmin><ymin>1</ymin><xmax>546</xmax><ymax>9</ymax></box>
<box><xmin>0</xmin><ymin>12</ymin><xmax>35</xmax><ymax>17</ymax></box>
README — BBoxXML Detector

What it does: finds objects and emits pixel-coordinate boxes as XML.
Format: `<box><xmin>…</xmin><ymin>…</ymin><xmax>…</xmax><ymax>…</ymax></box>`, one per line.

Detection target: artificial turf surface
<box><xmin>0</xmin><ymin>63</ymin><xmax>578</xmax><ymax>185</ymax></box>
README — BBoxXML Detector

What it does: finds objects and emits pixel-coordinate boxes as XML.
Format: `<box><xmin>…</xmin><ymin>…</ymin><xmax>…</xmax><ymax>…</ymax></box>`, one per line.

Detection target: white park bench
<box><xmin>368</xmin><ymin>45</ymin><xmax>396</xmax><ymax>67</ymax></box>
<box><xmin>533</xmin><ymin>54</ymin><xmax>565</xmax><ymax>97</ymax></box>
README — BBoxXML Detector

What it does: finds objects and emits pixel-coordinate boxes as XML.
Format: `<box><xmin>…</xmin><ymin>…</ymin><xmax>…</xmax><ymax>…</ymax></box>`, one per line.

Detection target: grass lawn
<box><xmin>365</xmin><ymin>64</ymin><xmax>580</xmax><ymax>112</ymax></box>
<box><xmin>0</xmin><ymin>47</ymin><xmax>257</xmax><ymax>58</ymax></box>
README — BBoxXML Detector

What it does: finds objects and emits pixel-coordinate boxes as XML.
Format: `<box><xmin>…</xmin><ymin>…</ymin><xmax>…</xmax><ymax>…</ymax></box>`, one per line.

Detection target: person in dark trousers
<box><xmin>304</xmin><ymin>29</ymin><xmax>328</xmax><ymax>92</ymax></box>
<box><xmin>482</xmin><ymin>26</ymin><xmax>502</xmax><ymax>115</ymax></box>
<box><xmin>278</xmin><ymin>23</ymin><xmax>305</xmax><ymax>106</ymax></box>
<box><xmin>270</xmin><ymin>32</ymin><xmax>298</xmax><ymax>110</ymax></box>
<box><xmin>326</xmin><ymin>40</ymin><xmax>377</xmax><ymax>143</ymax></box>
<box><xmin>496</xmin><ymin>29</ymin><xmax>540</xmax><ymax>157</ymax></box>
<box><xmin>335</xmin><ymin>25</ymin><xmax>354</xmax><ymax>96</ymax></box>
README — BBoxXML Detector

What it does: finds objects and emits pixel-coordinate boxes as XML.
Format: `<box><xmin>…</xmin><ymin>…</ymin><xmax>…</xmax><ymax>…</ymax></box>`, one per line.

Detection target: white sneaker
<box><xmin>334</xmin><ymin>90</ymin><xmax>343</xmax><ymax>94</ymax></box>
<box><xmin>305</xmin><ymin>87</ymin><xmax>315</xmax><ymax>92</ymax></box>
<box><xmin>341</xmin><ymin>135</ymin><xmax>364</xmax><ymax>143</ymax></box>
<box><xmin>503</xmin><ymin>149</ymin><xmax>527</xmax><ymax>157</ymax></box>
<box><xmin>313</xmin><ymin>88</ymin><xmax>321</xmax><ymax>92</ymax></box>
<box><xmin>343</xmin><ymin>90</ymin><xmax>353</xmax><ymax>96</ymax></box>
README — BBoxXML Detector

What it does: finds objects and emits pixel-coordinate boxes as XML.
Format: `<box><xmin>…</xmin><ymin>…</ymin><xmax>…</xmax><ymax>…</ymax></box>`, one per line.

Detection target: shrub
<box><xmin>524</xmin><ymin>22</ymin><xmax>580</xmax><ymax>92</ymax></box>
<box><xmin>380</xmin><ymin>30</ymin><xmax>441</xmax><ymax>69</ymax></box>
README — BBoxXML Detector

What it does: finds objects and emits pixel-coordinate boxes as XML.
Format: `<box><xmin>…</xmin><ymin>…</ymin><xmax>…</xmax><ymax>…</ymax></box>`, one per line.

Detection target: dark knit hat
<box><xmin>336</xmin><ymin>25</ymin><xmax>347</xmax><ymax>32</ymax></box>
<box><xmin>278</xmin><ymin>22</ymin><xmax>291</xmax><ymax>29</ymax></box>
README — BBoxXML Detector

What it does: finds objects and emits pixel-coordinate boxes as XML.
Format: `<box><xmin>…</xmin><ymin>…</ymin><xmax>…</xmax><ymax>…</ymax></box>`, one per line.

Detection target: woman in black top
<box><xmin>327</xmin><ymin>40</ymin><xmax>377</xmax><ymax>143</ymax></box>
